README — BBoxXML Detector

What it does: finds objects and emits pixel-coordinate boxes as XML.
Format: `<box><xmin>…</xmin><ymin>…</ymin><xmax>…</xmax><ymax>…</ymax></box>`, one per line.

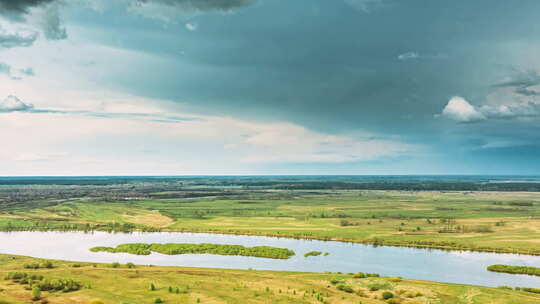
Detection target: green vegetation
<box><xmin>304</xmin><ymin>251</ymin><xmax>323</xmax><ymax>257</ymax></box>
<box><xmin>0</xmin><ymin>253</ymin><xmax>537</xmax><ymax>304</ymax></box>
<box><xmin>1</xmin><ymin>181</ymin><xmax>539</xmax><ymax>256</ymax></box>
<box><xmin>4</xmin><ymin>271</ymin><xmax>82</xmax><ymax>293</ymax></box>
<box><xmin>487</xmin><ymin>264</ymin><xmax>540</xmax><ymax>276</ymax></box>
<box><xmin>91</xmin><ymin>243</ymin><xmax>295</xmax><ymax>259</ymax></box>
<box><xmin>1</xmin><ymin>177</ymin><xmax>540</xmax><ymax>302</ymax></box>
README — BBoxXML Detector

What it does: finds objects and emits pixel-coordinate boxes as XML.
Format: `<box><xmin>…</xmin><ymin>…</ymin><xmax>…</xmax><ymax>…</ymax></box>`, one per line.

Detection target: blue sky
<box><xmin>0</xmin><ymin>0</ymin><xmax>539</xmax><ymax>175</ymax></box>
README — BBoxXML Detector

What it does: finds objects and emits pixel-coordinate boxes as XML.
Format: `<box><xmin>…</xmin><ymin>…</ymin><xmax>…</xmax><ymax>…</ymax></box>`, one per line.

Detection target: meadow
<box><xmin>0</xmin><ymin>254</ymin><xmax>539</xmax><ymax>304</ymax></box>
<box><xmin>0</xmin><ymin>177</ymin><xmax>539</xmax><ymax>303</ymax></box>
<box><xmin>1</xmin><ymin>187</ymin><xmax>538</xmax><ymax>255</ymax></box>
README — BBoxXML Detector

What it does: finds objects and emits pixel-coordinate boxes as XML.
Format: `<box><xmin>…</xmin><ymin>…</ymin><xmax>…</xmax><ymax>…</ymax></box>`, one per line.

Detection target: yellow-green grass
<box><xmin>1</xmin><ymin>190</ymin><xmax>540</xmax><ymax>254</ymax></box>
<box><xmin>0</xmin><ymin>254</ymin><xmax>538</xmax><ymax>304</ymax></box>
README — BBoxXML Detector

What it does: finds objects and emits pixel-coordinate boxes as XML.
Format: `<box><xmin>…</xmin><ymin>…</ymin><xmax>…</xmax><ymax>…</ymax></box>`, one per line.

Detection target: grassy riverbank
<box><xmin>1</xmin><ymin>190</ymin><xmax>539</xmax><ymax>255</ymax></box>
<box><xmin>90</xmin><ymin>243</ymin><xmax>295</xmax><ymax>259</ymax></box>
<box><xmin>0</xmin><ymin>254</ymin><xmax>539</xmax><ymax>304</ymax></box>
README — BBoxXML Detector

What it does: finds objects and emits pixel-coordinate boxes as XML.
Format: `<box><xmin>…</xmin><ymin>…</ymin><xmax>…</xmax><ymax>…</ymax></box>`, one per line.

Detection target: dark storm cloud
<box><xmin>0</xmin><ymin>0</ymin><xmax>56</xmax><ymax>18</ymax></box>
<box><xmin>134</xmin><ymin>0</ymin><xmax>256</xmax><ymax>11</ymax></box>
<box><xmin>493</xmin><ymin>70</ymin><xmax>540</xmax><ymax>96</ymax></box>
<box><xmin>0</xmin><ymin>29</ymin><xmax>38</xmax><ymax>48</ymax></box>
<box><xmin>41</xmin><ymin>3</ymin><xmax>67</xmax><ymax>40</ymax></box>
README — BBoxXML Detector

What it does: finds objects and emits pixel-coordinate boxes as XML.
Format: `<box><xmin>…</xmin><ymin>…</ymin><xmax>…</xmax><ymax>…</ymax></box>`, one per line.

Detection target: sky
<box><xmin>1</xmin><ymin>0</ymin><xmax>540</xmax><ymax>176</ymax></box>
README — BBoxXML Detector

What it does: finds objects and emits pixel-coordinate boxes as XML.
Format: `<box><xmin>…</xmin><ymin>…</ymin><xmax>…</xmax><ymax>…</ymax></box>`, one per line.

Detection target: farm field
<box><xmin>0</xmin><ymin>254</ymin><xmax>539</xmax><ymax>304</ymax></box>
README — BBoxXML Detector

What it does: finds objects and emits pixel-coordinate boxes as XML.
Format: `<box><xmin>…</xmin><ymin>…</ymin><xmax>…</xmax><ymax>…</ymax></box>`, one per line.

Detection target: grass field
<box><xmin>1</xmin><ymin>190</ymin><xmax>539</xmax><ymax>255</ymax></box>
<box><xmin>0</xmin><ymin>254</ymin><xmax>539</xmax><ymax>304</ymax></box>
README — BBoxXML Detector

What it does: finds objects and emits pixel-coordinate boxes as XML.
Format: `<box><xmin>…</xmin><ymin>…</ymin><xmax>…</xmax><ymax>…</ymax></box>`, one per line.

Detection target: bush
<box><xmin>154</xmin><ymin>298</ymin><xmax>163</xmax><ymax>304</ymax></box>
<box><xmin>382</xmin><ymin>291</ymin><xmax>394</xmax><ymax>299</ymax></box>
<box><xmin>88</xmin><ymin>300</ymin><xmax>105</xmax><ymax>304</ymax></box>
<box><xmin>519</xmin><ymin>287</ymin><xmax>540</xmax><ymax>294</ymax></box>
<box><xmin>36</xmin><ymin>278</ymin><xmax>82</xmax><ymax>292</ymax></box>
<box><xmin>336</xmin><ymin>284</ymin><xmax>354</xmax><ymax>293</ymax></box>
<box><xmin>353</xmin><ymin>272</ymin><xmax>366</xmax><ymax>279</ymax></box>
<box><xmin>388</xmin><ymin>277</ymin><xmax>402</xmax><ymax>282</ymax></box>
<box><xmin>368</xmin><ymin>282</ymin><xmax>390</xmax><ymax>291</ymax></box>
<box><xmin>32</xmin><ymin>287</ymin><xmax>41</xmax><ymax>300</ymax></box>
<box><xmin>126</xmin><ymin>262</ymin><xmax>136</xmax><ymax>269</ymax></box>
<box><xmin>149</xmin><ymin>283</ymin><xmax>156</xmax><ymax>291</ymax></box>
<box><xmin>110</xmin><ymin>262</ymin><xmax>121</xmax><ymax>268</ymax></box>
<box><xmin>498</xmin><ymin>286</ymin><xmax>513</xmax><ymax>290</ymax></box>
<box><xmin>304</xmin><ymin>251</ymin><xmax>323</xmax><ymax>257</ymax></box>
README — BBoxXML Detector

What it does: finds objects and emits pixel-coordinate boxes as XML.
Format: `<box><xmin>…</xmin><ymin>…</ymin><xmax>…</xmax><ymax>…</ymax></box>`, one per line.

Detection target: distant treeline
<box><xmin>1</xmin><ymin>176</ymin><xmax>540</xmax><ymax>191</ymax></box>
<box><xmin>267</xmin><ymin>182</ymin><xmax>540</xmax><ymax>192</ymax></box>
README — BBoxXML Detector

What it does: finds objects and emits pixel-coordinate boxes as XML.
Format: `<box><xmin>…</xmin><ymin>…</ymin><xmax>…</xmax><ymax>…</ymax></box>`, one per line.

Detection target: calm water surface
<box><xmin>0</xmin><ymin>231</ymin><xmax>539</xmax><ymax>288</ymax></box>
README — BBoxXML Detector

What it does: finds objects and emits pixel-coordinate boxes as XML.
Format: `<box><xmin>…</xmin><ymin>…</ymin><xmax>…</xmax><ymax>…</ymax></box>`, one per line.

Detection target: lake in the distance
<box><xmin>0</xmin><ymin>231</ymin><xmax>539</xmax><ymax>288</ymax></box>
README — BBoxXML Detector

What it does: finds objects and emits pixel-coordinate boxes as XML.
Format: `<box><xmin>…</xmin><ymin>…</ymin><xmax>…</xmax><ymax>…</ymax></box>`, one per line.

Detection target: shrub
<box><xmin>519</xmin><ymin>287</ymin><xmax>540</xmax><ymax>294</ymax></box>
<box><xmin>24</xmin><ymin>263</ymin><xmax>41</xmax><ymax>269</ymax></box>
<box><xmin>388</xmin><ymin>277</ymin><xmax>402</xmax><ymax>282</ymax></box>
<box><xmin>382</xmin><ymin>291</ymin><xmax>394</xmax><ymax>299</ymax></box>
<box><xmin>36</xmin><ymin>278</ymin><xmax>82</xmax><ymax>292</ymax></box>
<box><xmin>149</xmin><ymin>283</ymin><xmax>156</xmax><ymax>291</ymax></box>
<box><xmin>88</xmin><ymin>300</ymin><xmax>105</xmax><ymax>304</ymax></box>
<box><xmin>353</xmin><ymin>272</ymin><xmax>366</xmax><ymax>279</ymax></box>
<box><xmin>110</xmin><ymin>262</ymin><xmax>120</xmax><ymax>268</ymax></box>
<box><xmin>368</xmin><ymin>282</ymin><xmax>390</xmax><ymax>291</ymax></box>
<box><xmin>32</xmin><ymin>287</ymin><xmax>41</xmax><ymax>300</ymax></box>
<box><xmin>126</xmin><ymin>262</ymin><xmax>136</xmax><ymax>269</ymax></box>
<box><xmin>366</xmin><ymin>273</ymin><xmax>380</xmax><ymax>277</ymax></box>
<box><xmin>498</xmin><ymin>286</ymin><xmax>513</xmax><ymax>290</ymax></box>
<box><xmin>336</xmin><ymin>284</ymin><xmax>354</xmax><ymax>293</ymax></box>
<box><xmin>304</xmin><ymin>251</ymin><xmax>323</xmax><ymax>257</ymax></box>
<box><xmin>154</xmin><ymin>298</ymin><xmax>163</xmax><ymax>304</ymax></box>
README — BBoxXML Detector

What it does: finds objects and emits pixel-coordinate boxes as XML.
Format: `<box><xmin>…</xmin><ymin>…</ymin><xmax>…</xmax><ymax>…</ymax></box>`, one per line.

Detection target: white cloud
<box><xmin>440</xmin><ymin>96</ymin><xmax>486</xmax><ymax>123</ymax></box>
<box><xmin>0</xmin><ymin>95</ymin><xmax>34</xmax><ymax>112</ymax></box>
<box><xmin>440</xmin><ymin>95</ymin><xmax>540</xmax><ymax>123</ymax></box>
<box><xmin>344</xmin><ymin>0</ymin><xmax>384</xmax><ymax>13</ymax></box>
<box><xmin>185</xmin><ymin>22</ymin><xmax>198</xmax><ymax>31</ymax></box>
<box><xmin>397</xmin><ymin>52</ymin><xmax>420</xmax><ymax>61</ymax></box>
<box><xmin>0</xmin><ymin>97</ymin><xmax>415</xmax><ymax>175</ymax></box>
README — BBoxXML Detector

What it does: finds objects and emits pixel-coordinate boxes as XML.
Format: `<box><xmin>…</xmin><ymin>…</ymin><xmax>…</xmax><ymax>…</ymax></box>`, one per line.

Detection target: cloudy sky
<box><xmin>1</xmin><ymin>0</ymin><xmax>540</xmax><ymax>175</ymax></box>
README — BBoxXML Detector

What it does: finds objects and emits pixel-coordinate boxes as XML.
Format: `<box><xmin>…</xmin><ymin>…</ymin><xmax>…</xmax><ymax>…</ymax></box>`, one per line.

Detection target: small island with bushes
<box><xmin>304</xmin><ymin>251</ymin><xmax>329</xmax><ymax>257</ymax></box>
<box><xmin>90</xmin><ymin>243</ymin><xmax>295</xmax><ymax>259</ymax></box>
<box><xmin>487</xmin><ymin>264</ymin><xmax>540</xmax><ymax>277</ymax></box>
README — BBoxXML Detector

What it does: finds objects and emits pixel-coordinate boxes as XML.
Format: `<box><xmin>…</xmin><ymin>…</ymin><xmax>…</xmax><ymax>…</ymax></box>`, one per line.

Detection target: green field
<box><xmin>0</xmin><ymin>254</ymin><xmax>539</xmax><ymax>304</ymax></box>
<box><xmin>1</xmin><ymin>182</ymin><xmax>540</xmax><ymax>303</ymax></box>
<box><xmin>2</xmin><ymin>189</ymin><xmax>539</xmax><ymax>255</ymax></box>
